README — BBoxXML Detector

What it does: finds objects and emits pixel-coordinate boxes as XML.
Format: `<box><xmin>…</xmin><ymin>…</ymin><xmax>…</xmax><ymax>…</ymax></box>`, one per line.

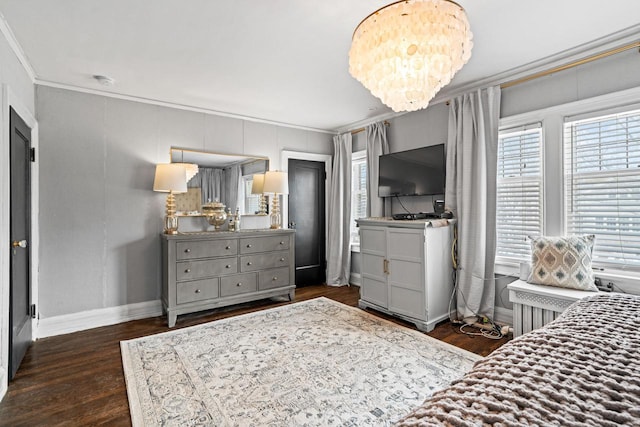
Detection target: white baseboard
<box><xmin>349</xmin><ymin>273</ymin><xmax>361</xmax><ymax>287</ymax></box>
<box><xmin>36</xmin><ymin>300</ymin><xmax>163</xmax><ymax>339</ymax></box>
<box><xmin>494</xmin><ymin>306</ymin><xmax>513</xmax><ymax>326</ymax></box>
<box><xmin>0</xmin><ymin>368</ymin><xmax>6</xmax><ymax>403</ymax></box>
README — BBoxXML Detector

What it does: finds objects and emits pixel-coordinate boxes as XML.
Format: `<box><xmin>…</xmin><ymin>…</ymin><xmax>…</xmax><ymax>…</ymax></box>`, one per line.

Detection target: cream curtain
<box><xmin>445</xmin><ymin>86</ymin><xmax>501</xmax><ymax>322</ymax></box>
<box><xmin>365</xmin><ymin>122</ymin><xmax>390</xmax><ymax>217</ymax></box>
<box><xmin>327</xmin><ymin>133</ymin><xmax>352</xmax><ymax>286</ymax></box>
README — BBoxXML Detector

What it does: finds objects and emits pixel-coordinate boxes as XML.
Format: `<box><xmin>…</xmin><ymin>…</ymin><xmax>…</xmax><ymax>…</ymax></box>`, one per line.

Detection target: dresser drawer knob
<box><xmin>280</xmin><ymin>257</ymin><xmax>285</xmax><ymax>262</ymax></box>
<box><xmin>272</xmin><ymin>276</ymin><xmax>278</xmax><ymax>281</ymax></box>
<box><xmin>246</xmin><ymin>244</ymin><xmax>252</xmax><ymax>248</ymax></box>
<box><xmin>236</xmin><ymin>282</ymin><xmax>242</xmax><ymax>287</ymax></box>
<box><xmin>184</xmin><ymin>248</ymin><xmax>191</xmax><ymax>253</ymax></box>
<box><xmin>226</xmin><ymin>264</ymin><xmax>231</xmax><ymax>269</ymax></box>
<box><xmin>195</xmin><ymin>289</ymin><xmax>201</xmax><ymax>294</ymax></box>
<box><xmin>225</xmin><ymin>246</ymin><xmax>231</xmax><ymax>250</ymax></box>
<box><xmin>247</xmin><ymin>262</ymin><xmax>252</xmax><ymax>266</ymax></box>
<box><xmin>185</xmin><ymin>268</ymin><xmax>191</xmax><ymax>273</ymax></box>
<box><xmin>279</xmin><ymin>241</ymin><xmax>284</xmax><ymax>245</ymax></box>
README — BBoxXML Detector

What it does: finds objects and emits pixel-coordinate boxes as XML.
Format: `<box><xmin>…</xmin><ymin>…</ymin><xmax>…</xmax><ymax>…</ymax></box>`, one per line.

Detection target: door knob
<box><xmin>12</xmin><ymin>240</ymin><xmax>27</xmax><ymax>248</ymax></box>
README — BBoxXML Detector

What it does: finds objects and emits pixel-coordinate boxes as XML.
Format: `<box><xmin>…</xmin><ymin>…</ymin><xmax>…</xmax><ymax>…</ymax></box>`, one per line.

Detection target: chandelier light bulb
<box><xmin>349</xmin><ymin>0</ymin><xmax>473</xmax><ymax>112</ymax></box>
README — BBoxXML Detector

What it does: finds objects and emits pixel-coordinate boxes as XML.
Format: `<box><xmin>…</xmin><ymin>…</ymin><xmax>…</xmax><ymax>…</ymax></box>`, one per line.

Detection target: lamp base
<box><xmin>270</xmin><ymin>194</ymin><xmax>282</xmax><ymax>229</ymax></box>
<box><xmin>164</xmin><ymin>214</ymin><xmax>179</xmax><ymax>235</ymax></box>
<box><xmin>163</xmin><ymin>192</ymin><xmax>179</xmax><ymax>234</ymax></box>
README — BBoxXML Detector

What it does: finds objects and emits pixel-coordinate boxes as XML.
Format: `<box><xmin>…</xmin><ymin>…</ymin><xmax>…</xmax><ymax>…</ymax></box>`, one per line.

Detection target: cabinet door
<box><xmin>360</xmin><ymin>227</ymin><xmax>388</xmax><ymax>308</ymax></box>
<box><xmin>387</xmin><ymin>229</ymin><xmax>426</xmax><ymax>320</ymax></box>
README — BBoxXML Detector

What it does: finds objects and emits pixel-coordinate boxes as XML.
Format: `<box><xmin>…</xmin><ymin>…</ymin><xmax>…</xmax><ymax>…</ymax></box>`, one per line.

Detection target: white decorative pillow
<box><xmin>527</xmin><ymin>235</ymin><xmax>598</xmax><ymax>291</ymax></box>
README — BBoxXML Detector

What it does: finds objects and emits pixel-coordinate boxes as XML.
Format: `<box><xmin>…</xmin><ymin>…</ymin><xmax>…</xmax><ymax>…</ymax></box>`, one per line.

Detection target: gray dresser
<box><xmin>161</xmin><ymin>229</ymin><xmax>295</xmax><ymax>327</ymax></box>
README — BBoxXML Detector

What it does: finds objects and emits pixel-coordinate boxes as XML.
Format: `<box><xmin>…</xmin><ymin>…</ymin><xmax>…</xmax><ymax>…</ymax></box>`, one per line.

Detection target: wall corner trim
<box><xmin>36</xmin><ymin>300</ymin><xmax>163</xmax><ymax>339</ymax></box>
<box><xmin>0</xmin><ymin>12</ymin><xmax>36</xmax><ymax>82</ymax></box>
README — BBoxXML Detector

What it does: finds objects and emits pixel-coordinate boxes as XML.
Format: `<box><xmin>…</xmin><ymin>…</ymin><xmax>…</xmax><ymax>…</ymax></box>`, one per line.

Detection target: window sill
<box><xmin>495</xmin><ymin>259</ymin><xmax>521</xmax><ymax>278</ymax></box>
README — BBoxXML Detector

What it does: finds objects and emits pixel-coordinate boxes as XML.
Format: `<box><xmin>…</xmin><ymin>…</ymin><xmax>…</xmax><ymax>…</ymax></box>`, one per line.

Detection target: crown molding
<box><xmin>432</xmin><ymin>24</ymin><xmax>640</xmax><ymax>103</ymax></box>
<box><xmin>0</xmin><ymin>11</ymin><xmax>36</xmax><ymax>82</ymax></box>
<box><xmin>35</xmin><ymin>79</ymin><xmax>335</xmax><ymax>135</ymax></box>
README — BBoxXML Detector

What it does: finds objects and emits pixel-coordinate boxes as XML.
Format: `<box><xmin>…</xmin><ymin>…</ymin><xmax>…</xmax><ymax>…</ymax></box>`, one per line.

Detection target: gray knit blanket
<box><xmin>395</xmin><ymin>293</ymin><xmax>640</xmax><ymax>426</ymax></box>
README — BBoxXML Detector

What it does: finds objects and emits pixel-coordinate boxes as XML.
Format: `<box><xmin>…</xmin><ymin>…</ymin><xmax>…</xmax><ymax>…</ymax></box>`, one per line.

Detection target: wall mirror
<box><xmin>170</xmin><ymin>147</ymin><xmax>269</xmax><ymax>216</ymax></box>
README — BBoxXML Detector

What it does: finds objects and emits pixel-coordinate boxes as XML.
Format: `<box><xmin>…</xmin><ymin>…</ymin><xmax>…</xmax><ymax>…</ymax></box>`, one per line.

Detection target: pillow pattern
<box><xmin>527</xmin><ymin>235</ymin><xmax>598</xmax><ymax>291</ymax></box>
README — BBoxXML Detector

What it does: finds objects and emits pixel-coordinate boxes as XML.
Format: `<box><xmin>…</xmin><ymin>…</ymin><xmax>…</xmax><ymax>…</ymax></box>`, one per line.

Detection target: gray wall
<box><xmin>351</xmin><ymin>48</ymin><xmax>640</xmax><ymax>312</ymax></box>
<box><xmin>36</xmin><ymin>86</ymin><xmax>332</xmax><ymax>319</ymax></box>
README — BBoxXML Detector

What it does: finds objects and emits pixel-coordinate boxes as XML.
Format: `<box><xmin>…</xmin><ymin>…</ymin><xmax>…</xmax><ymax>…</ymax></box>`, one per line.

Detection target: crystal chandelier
<box><xmin>349</xmin><ymin>0</ymin><xmax>473</xmax><ymax>112</ymax></box>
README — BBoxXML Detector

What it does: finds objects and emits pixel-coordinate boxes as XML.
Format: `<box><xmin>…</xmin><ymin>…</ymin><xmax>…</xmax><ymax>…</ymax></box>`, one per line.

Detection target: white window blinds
<box><xmin>564</xmin><ymin>109</ymin><xmax>640</xmax><ymax>270</ymax></box>
<box><xmin>496</xmin><ymin>125</ymin><xmax>543</xmax><ymax>261</ymax></box>
<box><xmin>350</xmin><ymin>153</ymin><xmax>367</xmax><ymax>245</ymax></box>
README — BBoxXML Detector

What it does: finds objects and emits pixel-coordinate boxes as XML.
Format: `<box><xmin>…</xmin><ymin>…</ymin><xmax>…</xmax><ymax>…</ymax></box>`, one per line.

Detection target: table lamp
<box><xmin>263</xmin><ymin>171</ymin><xmax>288</xmax><ymax>229</ymax></box>
<box><xmin>153</xmin><ymin>163</ymin><xmax>187</xmax><ymax>234</ymax></box>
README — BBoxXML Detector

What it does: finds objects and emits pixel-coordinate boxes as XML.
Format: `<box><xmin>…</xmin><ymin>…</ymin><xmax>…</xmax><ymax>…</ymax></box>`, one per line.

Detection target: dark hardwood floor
<box><xmin>0</xmin><ymin>285</ymin><xmax>510</xmax><ymax>426</ymax></box>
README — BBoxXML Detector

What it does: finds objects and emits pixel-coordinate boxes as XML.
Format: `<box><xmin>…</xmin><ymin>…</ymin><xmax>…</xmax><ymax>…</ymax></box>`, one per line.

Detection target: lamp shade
<box><xmin>263</xmin><ymin>171</ymin><xmax>289</xmax><ymax>195</ymax></box>
<box><xmin>153</xmin><ymin>163</ymin><xmax>187</xmax><ymax>193</ymax></box>
<box><xmin>251</xmin><ymin>173</ymin><xmax>265</xmax><ymax>194</ymax></box>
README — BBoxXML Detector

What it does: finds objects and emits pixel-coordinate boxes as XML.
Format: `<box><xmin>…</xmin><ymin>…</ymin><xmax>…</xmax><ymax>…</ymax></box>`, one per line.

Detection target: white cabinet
<box><xmin>356</xmin><ymin>218</ymin><xmax>453</xmax><ymax>332</ymax></box>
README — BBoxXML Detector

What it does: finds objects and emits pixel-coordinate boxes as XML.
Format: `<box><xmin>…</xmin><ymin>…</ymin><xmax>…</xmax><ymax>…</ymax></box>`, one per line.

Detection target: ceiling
<box><xmin>1</xmin><ymin>1</ymin><xmax>639</xmax><ymax>132</ymax></box>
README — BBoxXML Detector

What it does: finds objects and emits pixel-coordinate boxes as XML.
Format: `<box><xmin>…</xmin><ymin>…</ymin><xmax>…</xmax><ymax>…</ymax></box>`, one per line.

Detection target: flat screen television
<box><xmin>378</xmin><ymin>144</ymin><xmax>446</xmax><ymax>197</ymax></box>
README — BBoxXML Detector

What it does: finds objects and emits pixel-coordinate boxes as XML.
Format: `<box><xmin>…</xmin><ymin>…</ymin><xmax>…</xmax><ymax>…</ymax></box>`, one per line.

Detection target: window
<box><xmin>243</xmin><ymin>175</ymin><xmax>261</xmax><ymax>215</ymax></box>
<box><xmin>350</xmin><ymin>151</ymin><xmax>367</xmax><ymax>247</ymax></box>
<box><xmin>496</xmin><ymin>125</ymin><xmax>543</xmax><ymax>261</ymax></box>
<box><xmin>564</xmin><ymin>109</ymin><xmax>640</xmax><ymax>269</ymax></box>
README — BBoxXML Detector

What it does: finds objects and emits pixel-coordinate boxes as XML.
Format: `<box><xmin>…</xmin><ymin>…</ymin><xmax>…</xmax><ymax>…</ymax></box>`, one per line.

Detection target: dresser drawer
<box><xmin>220</xmin><ymin>273</ymin><xmax>257</xmax><ymax>297</ymax></box>
<box><xmin>258</xmin><ymin>267</ymin><xmax>290</xmax><ymax>290</ymax></box>
<box><xmin>176</xmin><ymin>239</ymin><xmax>237</xmax><ymax>260</ymax></box>
<box><xmin>240</xmin><ymin>251</ymin><xmax>289</xmax><ymax>272</ymax></box>
<box><xmin>240</xmin><ymin>235</ymin><xmax>289</xmax><ymax>254</ymax></box>
<box><xmin>177</xmin><ymin>257</ymin><xmax>238</xmax><ymax>281</ymax></box>
<box><xmin>177</xmin><ymin>278</ymin><xmax>219</xmax><ymax>304</ymax></box>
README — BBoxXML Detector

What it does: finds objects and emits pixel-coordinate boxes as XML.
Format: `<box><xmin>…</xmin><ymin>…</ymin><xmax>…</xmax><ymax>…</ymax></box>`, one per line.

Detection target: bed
<box><xmin>395</xmin><ymin>293</ymin><xmax>640</xmax><ymax>426</ymax></box>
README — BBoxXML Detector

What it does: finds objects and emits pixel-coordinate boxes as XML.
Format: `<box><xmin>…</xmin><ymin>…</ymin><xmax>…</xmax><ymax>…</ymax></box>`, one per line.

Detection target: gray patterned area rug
<box><xmin>120</xmin><ymin>297</ymin><xmax>480</xmax><ymax>426</ymax></box>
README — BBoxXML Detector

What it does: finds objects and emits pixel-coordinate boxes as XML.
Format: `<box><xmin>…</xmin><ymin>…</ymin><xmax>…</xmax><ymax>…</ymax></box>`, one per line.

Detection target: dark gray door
<box><xmin>10</xmin><ymin>107</ymin><xmax>32</xmax><ymax>380</ymax></box>
<box><xmin>288</xmin><ymin>159</ymin><xmax>326</xmax><ymax>286</ymax></box>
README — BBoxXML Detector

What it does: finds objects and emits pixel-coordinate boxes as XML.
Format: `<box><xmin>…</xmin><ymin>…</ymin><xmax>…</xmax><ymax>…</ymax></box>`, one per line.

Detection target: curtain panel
<box><xmin>327</xmin><ymin>133</ymin><xmax>352</xmax><ymax>286</ymax></box>
<box><xmin>365</xmin><ymin>122</ymin><xmax>390</xmax><ymax>217</ymax></box>
<box><xmin>445</xmin><ymin>86</ymin><xmax>501</xmax><ymax>322</ymax></box>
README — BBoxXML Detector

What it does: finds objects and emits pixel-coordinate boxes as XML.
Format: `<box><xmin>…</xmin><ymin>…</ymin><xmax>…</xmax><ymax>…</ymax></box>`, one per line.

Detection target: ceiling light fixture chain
<box><xmin>349</xmin><ymin>0</ymin><xmax>473</xmax><ymax>112</ymax></box>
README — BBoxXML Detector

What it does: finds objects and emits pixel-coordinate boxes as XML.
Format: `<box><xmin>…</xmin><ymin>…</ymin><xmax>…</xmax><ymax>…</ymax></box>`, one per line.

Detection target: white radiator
<box><xmin>507</xmin><ymin>280</ymin><xmax>597</xmax><ymax>337</ymax></box>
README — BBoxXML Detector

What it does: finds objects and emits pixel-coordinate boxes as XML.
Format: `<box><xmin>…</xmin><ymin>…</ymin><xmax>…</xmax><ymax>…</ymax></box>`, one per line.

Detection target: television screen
<box><xmin>378</xmin><ymin>144</ymin><xmax>446</xmax><ymax>197</ymax></box>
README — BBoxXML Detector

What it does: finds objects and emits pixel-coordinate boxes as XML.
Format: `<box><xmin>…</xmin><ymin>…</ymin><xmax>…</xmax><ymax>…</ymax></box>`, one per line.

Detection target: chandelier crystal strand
<box><xmin>349</xmin><ymin>0</ymin><xmax>473</xmax><ymax>112</ymax></box>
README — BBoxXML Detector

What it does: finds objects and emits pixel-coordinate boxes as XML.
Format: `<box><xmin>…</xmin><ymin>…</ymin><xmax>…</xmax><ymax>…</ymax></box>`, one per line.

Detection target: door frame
<box><xmin>280</xmin><ymin>151</ymin><xmax>332</xmax><ymax>279</ymax></box>
<box><xmin>1</xmin><ymin>85</ymin><xmax>39</xmax><ymax>397</ymax></box>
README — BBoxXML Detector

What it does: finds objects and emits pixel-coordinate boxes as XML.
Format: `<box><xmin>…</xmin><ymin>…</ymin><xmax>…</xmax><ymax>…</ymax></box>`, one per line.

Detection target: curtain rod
<box><xmin>501</xmin><ymin>40</ymin><xmax>640</xmax><ymax>89</ymax></box>
<box><xmin>350</xmin><ymin>120</ymin><xmax>390</xmax><ymax>135</ymax></box>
